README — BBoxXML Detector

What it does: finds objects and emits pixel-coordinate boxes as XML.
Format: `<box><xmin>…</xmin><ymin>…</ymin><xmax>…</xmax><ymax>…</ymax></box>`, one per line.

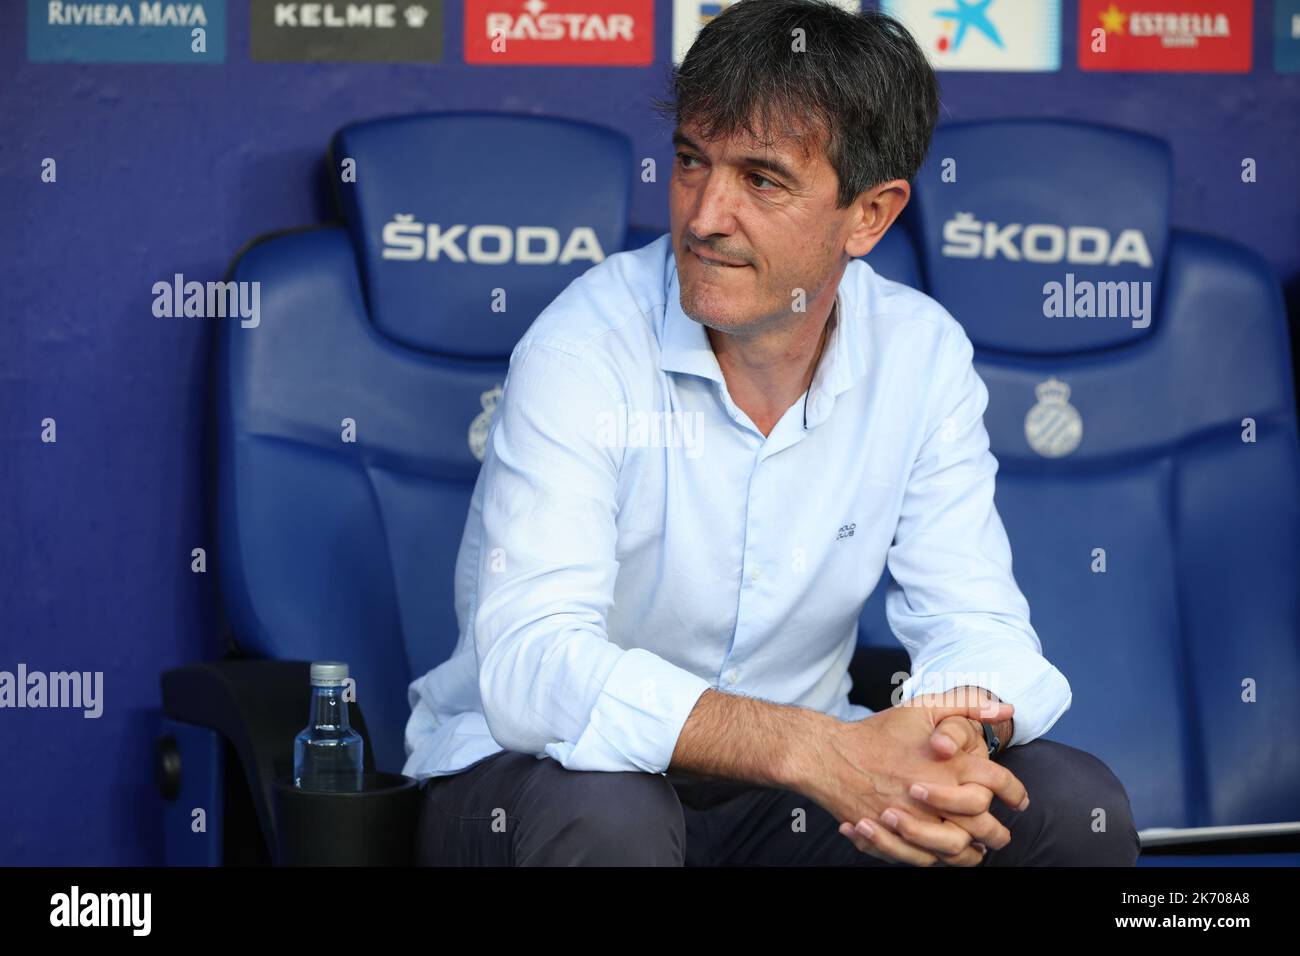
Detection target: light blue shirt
<box><xmin>402</xmin><ymin>232</ymin><xmax>1071</xmax><ymax>781</ymax></box>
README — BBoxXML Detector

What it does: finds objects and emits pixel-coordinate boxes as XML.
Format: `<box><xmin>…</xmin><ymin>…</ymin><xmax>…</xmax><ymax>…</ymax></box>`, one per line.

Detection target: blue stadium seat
<box><xmin>160</xmin><ymin>112</ymin><xmax>1297</xmax><ymax>866</ymax></box>
<box><xmin>159</xmin><ymin>112</ymin><xmax>661</xmax><ymax>864</ymax></box>
<box><xmin>857</xmin><ymin>120</ymin><xmax>1300</xmax><ymax>864</ymax></box>
<box><xmin>861</xmin><ymin>224</ymin><xmax>922</xmax><ymax>289</ymax></box>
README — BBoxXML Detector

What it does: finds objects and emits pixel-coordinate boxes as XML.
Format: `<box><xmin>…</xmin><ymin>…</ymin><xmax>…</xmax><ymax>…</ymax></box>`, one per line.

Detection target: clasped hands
<box><xmin>806</xmin><ymin>686</ymin><xmax>1030</xmax><ymax>867</ymax></box>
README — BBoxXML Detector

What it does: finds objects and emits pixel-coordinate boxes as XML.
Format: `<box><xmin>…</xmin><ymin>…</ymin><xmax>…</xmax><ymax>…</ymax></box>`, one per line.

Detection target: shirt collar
<box><xmin>659</xmin><ymin>243</ymin><xmax>866</xmax><ymax>428</ymax></box>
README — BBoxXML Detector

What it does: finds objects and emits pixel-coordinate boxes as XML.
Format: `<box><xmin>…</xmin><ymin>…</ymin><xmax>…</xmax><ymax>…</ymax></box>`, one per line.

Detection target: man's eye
<box><xmin>676</xmin><ymin>153</ymin><xmax>776</xmax><ymax>190</ymax></box>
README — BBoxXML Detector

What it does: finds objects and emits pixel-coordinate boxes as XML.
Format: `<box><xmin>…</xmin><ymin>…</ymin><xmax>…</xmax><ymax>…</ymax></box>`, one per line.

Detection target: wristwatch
<box><xmin>981</xmin><ymin>720</ymin><xmax>1002</xmax><ymax>758</ymax></box>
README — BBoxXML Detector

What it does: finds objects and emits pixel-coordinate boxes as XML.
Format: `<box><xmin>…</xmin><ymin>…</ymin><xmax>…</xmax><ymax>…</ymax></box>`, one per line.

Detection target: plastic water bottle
<box><xmin>294</xmin><ymin>661</ymin><xmax>364</xmax><ymax>792</ymax></box>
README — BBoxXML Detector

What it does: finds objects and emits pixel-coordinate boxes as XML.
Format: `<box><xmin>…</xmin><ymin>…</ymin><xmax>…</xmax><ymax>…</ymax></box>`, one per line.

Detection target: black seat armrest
<box><xmin>847</xmin><ymin>645</ymin><xmax>912</xmax><ymax>713</ymax></box>
<box><xmin>160</xmin><ymin>659</ymin><xmax>377</xmax><ymax>854</ymax></box>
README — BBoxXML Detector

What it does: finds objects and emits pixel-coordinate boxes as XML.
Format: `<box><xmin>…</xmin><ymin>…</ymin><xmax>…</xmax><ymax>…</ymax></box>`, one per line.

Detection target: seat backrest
<box><xmin>217</xmin><ymin>113</ymin><xmax>636</xmax><ymax>771</ymax></box>
<box><xmin>859</xmin><ymin>120</ymin><xmax>1300</xmax><ymax>830</ymax></box>
<box><xmin>861</xmin><ymin>225</ymin><xmax>922</xmax><ymax>289</ymax></box>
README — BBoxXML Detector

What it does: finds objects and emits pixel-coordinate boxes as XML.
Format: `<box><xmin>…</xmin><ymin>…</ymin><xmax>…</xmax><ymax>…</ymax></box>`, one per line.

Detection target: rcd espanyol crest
<box><xmin>468</xmin><ymin>383</ymin><xmax>503</xmax><ymax>462</ymax></box>
<box><xmin>1024</xmin><ymin>376</ymin><xmax>1082</xmax><ymax>458</ymax></box>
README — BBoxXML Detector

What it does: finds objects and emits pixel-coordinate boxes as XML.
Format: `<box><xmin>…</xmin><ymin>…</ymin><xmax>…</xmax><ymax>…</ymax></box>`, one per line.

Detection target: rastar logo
<box><xmin>486</xmin><ymin>0</ymin><xmax>635</xmax><ymax>42</ymax></box>
<box><xmin>941</xmin><ymin>212</ymin><xmax>1154</xmax><ymax>268</ymax></box>
<box><xmin>466</xmin><ymin>0</ymin><xmax>653</xmax><ymax>65</ymax></box>
<box><xmin>381</xmin><ymin>216</ymin><xmax>606</xmax><ymax>264</ymax></box>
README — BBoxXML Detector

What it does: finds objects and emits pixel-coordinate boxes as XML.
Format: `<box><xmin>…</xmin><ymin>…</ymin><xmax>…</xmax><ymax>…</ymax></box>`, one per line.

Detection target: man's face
<box><xmin>668</xmin><ymin>117</ymin><xmax>858</xmax><ymax>336</ymax></box>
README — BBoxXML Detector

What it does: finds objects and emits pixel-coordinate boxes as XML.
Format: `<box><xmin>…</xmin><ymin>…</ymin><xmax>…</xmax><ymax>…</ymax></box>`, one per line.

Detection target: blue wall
<box><xmin>2</xmin><ymin>2</ymin><xmax>1298</xmax><ymax>865</ymax></box>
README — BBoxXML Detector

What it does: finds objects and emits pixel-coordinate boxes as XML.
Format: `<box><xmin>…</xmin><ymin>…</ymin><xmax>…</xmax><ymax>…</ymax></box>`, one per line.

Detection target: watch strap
<box><xmin>982</xmin><ymin>719</ymin><xmax>1001</xmax><ymax>758</ymax></box>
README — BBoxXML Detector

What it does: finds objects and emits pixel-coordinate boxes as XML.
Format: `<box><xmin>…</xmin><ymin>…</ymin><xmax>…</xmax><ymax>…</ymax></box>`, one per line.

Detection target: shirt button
<box><xmin>750</xmin><ymin>567</ymin><xmax>761</xmax><ymax>581</ymax></box>
<box><xmin>725</xmin><ymin>669</ymin><xmax>739</xmax><ymax>685</ymax></box>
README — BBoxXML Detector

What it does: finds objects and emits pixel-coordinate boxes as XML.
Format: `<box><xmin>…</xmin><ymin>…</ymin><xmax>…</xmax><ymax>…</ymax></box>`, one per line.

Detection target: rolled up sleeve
<box><xmin>472</xmin><ymin>341</ymin><xmax>710</xmax><ymax>773</ymax></box>
<box><xmin>886</xmin><ymin>320</ymin><xmax>1071</xmax><ymax>747</ymax></box>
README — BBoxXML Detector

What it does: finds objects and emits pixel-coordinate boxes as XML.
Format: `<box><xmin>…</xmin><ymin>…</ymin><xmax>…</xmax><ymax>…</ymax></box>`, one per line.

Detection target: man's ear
<box><xmin>844</xmin><ymin>180</ymin><xmax>911</xmax><ymax>259</ymax></box>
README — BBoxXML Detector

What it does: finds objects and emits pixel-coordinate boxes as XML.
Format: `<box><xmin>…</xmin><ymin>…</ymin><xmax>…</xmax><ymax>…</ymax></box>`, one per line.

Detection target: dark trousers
<box><xmin>415</xmin><ymin>738</ymin><xmax>1141</xmax><ymax>866</ymax></box>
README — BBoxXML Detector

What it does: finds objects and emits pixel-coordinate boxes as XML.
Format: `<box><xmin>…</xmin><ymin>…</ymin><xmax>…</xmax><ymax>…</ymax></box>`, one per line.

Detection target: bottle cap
<box><xmin>310</xmin><ymin>661</ymin><xmax>349</xmax><ymax>686</ymax></box>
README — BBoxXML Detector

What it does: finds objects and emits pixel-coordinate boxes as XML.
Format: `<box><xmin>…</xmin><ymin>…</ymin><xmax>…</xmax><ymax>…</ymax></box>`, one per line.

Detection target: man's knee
<box><xmin>1001</xmin><ymin>740</ymin><xmax>1141</xmax><ymax>866</ymax></box>
<box><xmin>511</xmin><ymin>758</ymin><xmax>686</xmax><ymax>866</ymax></box>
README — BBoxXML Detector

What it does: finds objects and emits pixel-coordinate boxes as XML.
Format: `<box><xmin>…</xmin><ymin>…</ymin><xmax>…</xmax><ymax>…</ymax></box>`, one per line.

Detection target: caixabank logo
<box><xmin>672</xmin><ymin>0</ymin><xmax>860</xmax><ymax>64</ymax></box>
<box><xmin>250</xmin><ymin>0</ymin><xmax>444</xmax><ymax>62</ymax></box>
<box><xmin>465</xmin><ymin>0</ymin><xmax>653</xmax><ymax>66</ymax></box>
<box><xmin>880</xmin><ymin>0</ymin><xmax>1062</xmax><ymax>71</ymax></box>
<box><xmin>27</xmin><ymin>0</ymin><xmax>227</xmax><ymax>62</ymax></box>
<box><xmin>1079</xmin><ymin>0</ymin><xmax>1252</xmax><ymax>72</ymax></box>
<box><xmin>1276</xmin><ymin>0</ymin><xmax>1300</xmax><ymax>73</ymax></box>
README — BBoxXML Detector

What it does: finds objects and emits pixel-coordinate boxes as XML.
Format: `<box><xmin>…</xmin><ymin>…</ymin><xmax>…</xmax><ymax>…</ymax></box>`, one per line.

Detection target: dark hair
<box><xmin>652</xmin><ymin>0</ymin><xmax>941</xmax><ymax>209</ymax></box>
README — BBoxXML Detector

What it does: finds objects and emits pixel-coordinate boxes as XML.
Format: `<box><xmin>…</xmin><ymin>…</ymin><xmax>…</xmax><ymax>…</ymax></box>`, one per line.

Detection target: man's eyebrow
<box><xmin>672</xmin><ymin>130</ymin><xmax>803</xmax><ymax>187</ymax></box>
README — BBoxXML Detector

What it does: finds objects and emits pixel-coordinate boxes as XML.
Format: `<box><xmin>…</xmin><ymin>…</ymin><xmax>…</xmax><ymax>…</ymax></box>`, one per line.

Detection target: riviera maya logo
<box><xmin>468</xmin><ymin>384</ymin><xmax>503</xmax><ymax>462</ymax></box>
<box><xmin>1025</xmin><ymin>376</ymin><xmax>1083</xmax><ymax>458</ymax></box>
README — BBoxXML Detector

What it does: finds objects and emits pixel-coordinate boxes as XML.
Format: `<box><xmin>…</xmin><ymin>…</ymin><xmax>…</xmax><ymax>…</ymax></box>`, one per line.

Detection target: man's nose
<box><xmin>684</xmin><ymin>169</ymin><xmax>741</xmax><ymax>240</ymax></box>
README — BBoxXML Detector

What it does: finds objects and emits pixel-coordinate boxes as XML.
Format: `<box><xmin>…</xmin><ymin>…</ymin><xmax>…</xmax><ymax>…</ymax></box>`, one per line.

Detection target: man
<box><xmin>406</xmin><ymin>0</ymin><xmax>1139</xmax><ymax>866</ymax></box>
